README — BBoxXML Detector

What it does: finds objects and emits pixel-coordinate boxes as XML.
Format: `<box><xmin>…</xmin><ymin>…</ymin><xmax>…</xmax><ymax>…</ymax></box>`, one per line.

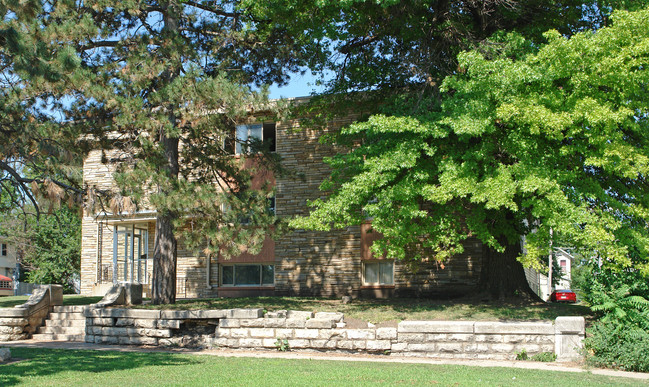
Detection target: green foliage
<box><xmin>274</xmin><ymin>338</ymin><xmax>289</xmax><ymax>352</ymax></box>
<box><xmin>292</xmin><ymin>8</ymin><xmax>649</xmax><ymax>279</ymax></box>
<box><xmin>515</xmin><ymin>349</ymin><xmax>529</xmax><ymax>361</ymax></box>
<box><xmin>584</xmin><ymin>322</ymin><xmax>649</xmax><ymax>372</ymax></box>
<box><xmin>531</xmin><ymin>352</ymin><xmax>557</xmax><ymax>362</ymax></box>
<box><xmin>0</xmin><ymin>206</ymin><xmax>81</xmax><ymax>292</ymax></box>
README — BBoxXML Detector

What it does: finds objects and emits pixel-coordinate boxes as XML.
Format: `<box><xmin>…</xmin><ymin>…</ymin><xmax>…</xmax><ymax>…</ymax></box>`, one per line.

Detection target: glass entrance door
<box><xmin>113</xmin><ymin>224</ymin><xmax>149</xmax><ymax>284</ymax></box>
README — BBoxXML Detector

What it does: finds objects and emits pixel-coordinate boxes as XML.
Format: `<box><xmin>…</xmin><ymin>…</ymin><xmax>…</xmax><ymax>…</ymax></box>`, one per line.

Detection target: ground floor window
<box><xmin>112</xmin><ymin>223</ymin><xmax>150</xmax><ymax>284</ymax></box>
<box><xmin>221</xmin><ymin>264</ymin><xmax>274</xmax><ymax>286</ymax></box>
<box><xmin>0</xmin><ymin>280</ymin><xmax>11</xmax><ymax>289</ymax></box>
<box><xmin>363</xmin><ymin>261</ymin><xmax>394</xmax><ymax>285</ymax></box>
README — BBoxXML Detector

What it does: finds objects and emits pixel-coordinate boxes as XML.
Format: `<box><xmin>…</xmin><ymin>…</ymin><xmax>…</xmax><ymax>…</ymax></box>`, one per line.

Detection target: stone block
<box><xmin>124</xmin><ymin>283</ymin><xmax>142</xmax><ymax>305</ymax></box>
<box><xmin>48</xmin><ymin>285</ymin><xmax>64</xmax><ymax>306</ymax></box>
<box><xmin>214</xmin><ymin>327</ymin><xmax>230</xmax><ymax>338</ymax></box>
<box><xmin>85</xmin><ymin>335</ymin><xmax>95</xmax><ymax>343</ymax></box>
<box><xmin>123</xmin><ymin>309</ymin><xmax>161</xmax><ymax>319</ymax></box>
<box><xmin>160</xmin><ymin>310</ymin><xmax>189</xmax><ymax>319</ymax></box>
<box><xmin>138</xmin><ymin>328</ymin><xmax>172</xmax><ymax>338</ymax></box>
<box><xmin>490</xmin><ymin>343</ymin><xmax>516</xmax><ymax>353</ymax></box>
<box><xmin>376</xmin><ymin>327</ymin><xmax>397</xmax><ymax>340</ymax></box>
<box><xmin>263</xmin><ymin>318</ymin><xmax>287</xmax><ymax>328</ymax></box>
<box><xmin>318</xmin><ymin>329</ymin><xmax>346</xmax><ymax>340</ymax></box>
<box><xmin>156</xmin><ymin>320</ymin><xmax>181</xmax><ymax>329</ymax></box>
<box><xmin>239</xmin><ymin>338</ymin><xmax>263</xmax><ymax>347</ymax></box>
<box><xmin>555</xmin><ymin>317</ymin><xmax>585</xmax><ymax>335</ymax></box>
<box><xmin>287</xmin><ymin>339</ymin><xmax>309</xmax><ymax>348</ymax></box>
<box><xmin>474</xmin><ymin>321</ymin><xmax>553</xmax><ymax>335</ymax></box>
<box><xmin>398</xmin><ymin>321</ymin><xmax>474</xmax><ymax>334</ymax></box>
<box><xmin>286</xmin><ymin>311</ymin><xmax>313</xmax><ymax>319</ymax></box>
<box><xmin>133</xmin><ymin>319</ymin><xmax>157</xmax><ymax>329</ymax></box>
<box><xmin>249</xmin><ymin>328</ymin><xmax>275</xmax><ymax>338</ymax></box>
<box><xmin>294</xmin><ymin>328</ymin><xmax>319</xmax><ymax>339</ymax></box>
<box><xmin>229</xmin><ymin>328</ymin><xmax>249</xmax><ymax>338</ymax></box>
<box><xmin>437</xmin><ymin>343</ymin><xmax>464</xmax><ymax>353</ymax></box>
<box><xmin>229</xmin><ymin>309</ymin><xmax>264</xmax><ymax>319</ymax></box>
<box><xmin>352</xmin><ymin>340</ymin><xmax>366</xmax><ymax>350</ymax></box>
<box><xmin>285</xmin><ymin>319</ymin><xmax>306</xmax><ymax>328</ymax></box>
<box><xmin>240</xmin><ymin>318</ymin><xmax>266</xmax><ymax>327</ymax></box>
<box><xmin>101</xmin><ymin>327</ymin><xmax>128</xmax><ymax>336</ymax></box>
<box><xmin>115</xmin><ymin>318</ymin><xmax>134</xmax><ymax>327</ymax></box>
<box><xmin>446</xmin><ymin>334</ymin><xmax>472</xmax><ymax>342</ymax></box>
<box><xmin>119</xmin><ymin>336</ymin><xmax>157</xmax><ymax>346</ymax></box>
<box><xmin>0</xmin><ymin>309</ymin><xmax>27</xmax><ymax>318</ymax></box>
<box><xmin>0</xmin><ymin>318</ymin><xmax>27</xmax><ymax>326</ymax></box>
<box><xmin>100</xmin><ymin>336</ymin><xmax>119</xmax><ymax>344</ymax></box>
<box><xmin>366</xmin><ymin>340</ymin><xmax>391</xmax><ymax>351</ymax></box>
<box><xmin>407</xmin><ymin>343</ymin><xmax>436</xmax><ymax>352</ymax></box>
<box><xmin>346</xmin><ymin>329</ymin><xmax>375</xmax><ymax>340</ymax></box>
<box><xmin>390</xmin><ymin>342</ymin><xmax>408</xmax><ymax>352</ymax></box>
<box><xmin>219</xmin><ymin>319</ymin><xmax>240</xmax><ymax>328</ymax></box>
<box><xmin>275</xmin><ymin>329</ymin><xmax>293</xmax><ymax>339</ymax></box>
<box><xmin>265</xmin><ymin>310</ymin><xmax>287</xmax><ymax>319</ymax></box>
<box><xmin>262</xmin><ymin>338</ymin><xmax>278</xmax><ymax>348</ymax></box>
<box><xmin>397</xmin><ymin>333</ymin><xmax>426</xmax><ymax>342</ymax></box>
<box><xmin>305</xmin><ymin>319</ymin><xmax>335</xmax><ymax>329</ymax></box>
<box><xmin>314</xmin><ymin>312</ymin><xmax>343</xmax><ymax>322</ymax></box>
<box><xmin>474</xmin><ymin>334</ymin><xmax>503</xmax><ymax>343</ymax></box>
<box><xmin>310</xmin><ymin>339</ymin><xmax>337</xmax><ymax>349</ymax></box>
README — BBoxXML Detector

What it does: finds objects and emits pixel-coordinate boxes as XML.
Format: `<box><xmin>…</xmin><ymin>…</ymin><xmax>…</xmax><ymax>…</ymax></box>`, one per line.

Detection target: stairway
<box><xmin>32</xmin><ymin>305</ymin><xmax>87</xmax><ymax>342</ymax></box>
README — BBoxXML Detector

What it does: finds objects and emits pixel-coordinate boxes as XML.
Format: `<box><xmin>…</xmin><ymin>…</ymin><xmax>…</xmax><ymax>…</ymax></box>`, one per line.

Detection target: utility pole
<box><xmin>547</xmin><ymin>228</ymin><xmax>553</xmax><ymax>301</ymax></box>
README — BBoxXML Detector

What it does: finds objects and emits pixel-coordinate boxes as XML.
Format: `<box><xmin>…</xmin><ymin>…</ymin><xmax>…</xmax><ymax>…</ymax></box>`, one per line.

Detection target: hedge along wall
<box><xmin>84</xmin><ymin>307</ymin><xmax>585</xmax><ymax>361</ymax></box>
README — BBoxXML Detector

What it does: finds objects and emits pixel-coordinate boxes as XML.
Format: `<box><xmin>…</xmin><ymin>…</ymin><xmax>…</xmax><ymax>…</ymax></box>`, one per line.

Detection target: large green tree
<box><xmin>292</xmin><ymin>7</ymin><xmax>649</xmax><ymax>298</ymax></box>
<box><xmin>1</xmin><ymin>0</ymin><xmax>313</xmax><ymax>304</ymax></box>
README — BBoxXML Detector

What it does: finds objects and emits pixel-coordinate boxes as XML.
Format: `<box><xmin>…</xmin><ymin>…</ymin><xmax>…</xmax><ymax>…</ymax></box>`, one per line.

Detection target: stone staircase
<box><xmin>32</xmin><ymin>305</ymin><xmax>87</xmax><ymax>342</ymax></box>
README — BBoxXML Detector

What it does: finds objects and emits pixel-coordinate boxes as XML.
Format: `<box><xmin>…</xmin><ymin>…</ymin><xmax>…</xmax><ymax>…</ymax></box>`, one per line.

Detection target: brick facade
<box><xmin>80</xmin><ymin>110</ymin><xmax>483</xmax><ymax>298</ymax></box>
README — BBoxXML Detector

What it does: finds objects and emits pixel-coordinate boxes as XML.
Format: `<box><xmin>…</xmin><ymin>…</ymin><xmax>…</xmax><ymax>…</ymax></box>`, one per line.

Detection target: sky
<box><xmin>267</xmin><ymin>70</ymin><xmax>327</xmax><ymax>99</ymax></box>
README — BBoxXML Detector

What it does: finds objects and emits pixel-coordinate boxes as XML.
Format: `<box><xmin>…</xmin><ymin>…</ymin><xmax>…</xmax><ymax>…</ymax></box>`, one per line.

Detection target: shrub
<box><xmin>531</xmin><ymin>352</ymin><xmax>556</xmax><ymax>362</ymax></box>
<box><xmin>584</xmin><ymin>322</ymin><xmax>649</xmax><ymax>372</ymax></box>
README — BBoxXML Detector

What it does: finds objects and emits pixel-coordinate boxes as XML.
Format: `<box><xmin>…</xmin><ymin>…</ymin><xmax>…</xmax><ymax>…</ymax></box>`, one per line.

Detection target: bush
<box><xmin>584</xmin><ymin>322</ymin><xmax>649</xmax><ymax>372</ymax></box>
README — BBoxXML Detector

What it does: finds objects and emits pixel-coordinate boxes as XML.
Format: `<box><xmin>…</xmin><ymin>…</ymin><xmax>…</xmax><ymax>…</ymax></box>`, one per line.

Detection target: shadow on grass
<box><xmin>0</xmin><ymin>295</ymin><xmax>103</xmax><ymax>309</ymax></box>
<box><xmin>0</xmin><ymin>348</ymin><xmax>197</xmax><ymax>386</ymax></box>
<box><xmin>139</xmin><ymin>296</ymin><xmax>592</xmax><ymax>322</ymax></box>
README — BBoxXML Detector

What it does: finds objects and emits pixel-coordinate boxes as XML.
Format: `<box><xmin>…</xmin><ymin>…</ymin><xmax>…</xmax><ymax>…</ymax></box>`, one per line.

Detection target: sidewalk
<box><xmin>3</xmin><ymin>339</ymin><xmax>648</xmax><ymax>381</ymax></box>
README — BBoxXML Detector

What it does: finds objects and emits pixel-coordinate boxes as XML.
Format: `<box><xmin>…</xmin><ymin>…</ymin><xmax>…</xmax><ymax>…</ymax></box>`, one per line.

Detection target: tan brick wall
<box><xmin>80</xmin><ymin>114</ymin><xmax>482</xmax><ymax>298</ymax></box>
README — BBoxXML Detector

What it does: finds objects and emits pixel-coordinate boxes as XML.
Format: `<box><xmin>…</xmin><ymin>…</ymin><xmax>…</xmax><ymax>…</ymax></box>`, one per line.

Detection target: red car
<box><xmin>550</xmin><ymin>289</ymin><xmax>577</xmax><ymax>303</ymax></box>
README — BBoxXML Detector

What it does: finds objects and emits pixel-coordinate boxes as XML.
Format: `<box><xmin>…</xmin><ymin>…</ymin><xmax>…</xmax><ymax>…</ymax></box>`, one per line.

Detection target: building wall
<box><xmin>80</xmin><ymin>113</ymin><xmax>483</xmax><ymax>298</ymax></box>
<box><xmin>0</xmin><ymin>238</ymin><xmax>17</xmax><ymax>278</ymax></box>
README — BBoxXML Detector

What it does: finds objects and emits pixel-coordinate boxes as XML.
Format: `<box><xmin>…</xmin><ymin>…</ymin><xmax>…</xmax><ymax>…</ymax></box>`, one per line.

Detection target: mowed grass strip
<box><xmin>0</xmin><ymin>347</ymin><xmax>644</xmax><ymax>386</ymax></box>
<box><xmin>138</xmin><ymin>296</ymin><xmax>591</xmax><ymax>323</ymax></box>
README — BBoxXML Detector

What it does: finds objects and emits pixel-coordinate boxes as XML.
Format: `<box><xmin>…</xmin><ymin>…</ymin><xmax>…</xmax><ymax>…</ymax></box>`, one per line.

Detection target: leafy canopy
<box><xmin>292</xmin><ymin>8</ymin><xmax>649</xmax><ymax>275</ymax></box>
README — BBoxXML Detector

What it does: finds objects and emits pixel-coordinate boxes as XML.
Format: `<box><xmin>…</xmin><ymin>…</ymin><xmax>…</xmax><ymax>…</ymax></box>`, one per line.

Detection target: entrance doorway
<box><xmin>113</xmin><ymin>224</ymin><xmax>150</xmax><ymax>284</ymax></box>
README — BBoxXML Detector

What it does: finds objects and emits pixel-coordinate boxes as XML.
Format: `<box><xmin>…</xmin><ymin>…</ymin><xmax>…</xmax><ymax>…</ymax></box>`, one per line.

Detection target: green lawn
<box><xmin>0</xmin><ymin>347</ymin><xmax>644</xmax><ymax>386</ymax></box>
<box><xmin>137</xmin><ymin>296</ymin><xmax>592</xmax><ymax>324</ymax></box>
<box><xmin>0</xmin><ymin>295</ymin><xmax>102</xmax><ymax>309</ymax></box>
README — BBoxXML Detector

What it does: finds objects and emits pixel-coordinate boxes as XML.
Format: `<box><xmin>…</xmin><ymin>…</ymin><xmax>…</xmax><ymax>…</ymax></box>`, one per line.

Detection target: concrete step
<box><xmin>38</xmin><ymin>326</ymin><xmax>85</xmax><ymax>335</ymax></box>
<box><xmin>46</xmin><ymin>319</ymin><xmax>86</xmax><ymax>328</ymax></box>
<box><xmin>48</xmin><ymin>312</ymin><xmax>86</xmax><ymax>320</ymax></box>
<box><xmin>52</xmin><ymin>305</ymin><xmax>87</xmax><ymax>313</ymax></box>
<box><xmin>32</xmin><ymin>333</ymin><xmax>86</xmax><ymax>342</ymax></box>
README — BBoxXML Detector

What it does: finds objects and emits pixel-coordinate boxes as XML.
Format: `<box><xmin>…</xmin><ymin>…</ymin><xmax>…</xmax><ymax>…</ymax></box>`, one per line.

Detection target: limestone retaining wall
<box><xmin>83</xmin><ymin>307</ymin><xmax>584</xmax><ymax>361</ymax></box>
<box><xmin>0</xmin><ymin>285</ymin><xmax>62</xmax><ymax>341</ymax></box>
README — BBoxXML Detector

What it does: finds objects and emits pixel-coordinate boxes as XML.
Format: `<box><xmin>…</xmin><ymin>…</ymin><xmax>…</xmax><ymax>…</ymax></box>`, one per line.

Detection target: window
<box><xmin>235</xmin><ymin>123</ymin><xmax>276</xmax><ymax>154</ymax></box>
<box><xmin>0</xmin><ymin>280</ymin><xmax>11</xmax><ymax>289</ymax></box>
<box><xmin>1</xmin><ymin>243</ymin><xmax>6</xmax><ymax>256</ymax></box>
<box><xmin>363</xmin><ymin>261</ymin><xmax>394</xmax><ymax>285</ymax></box>
<box><xmin>560</xmin><ymin>259</ymin><xmax>567</xmax><ymax>274</ymax></box>
<box><xmin>221</xmin><ymin>264</ymin><xmax>274</xmax><ymax>286</ymax></box>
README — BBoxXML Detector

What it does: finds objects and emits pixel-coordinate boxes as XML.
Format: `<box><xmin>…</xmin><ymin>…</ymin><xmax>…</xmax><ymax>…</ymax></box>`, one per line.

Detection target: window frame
<box><xmin>1</xmin><ymin>243</ymin><xmax>7</xmax><ymax>257</ymax></box>
<box><xmin>234</xmin><ymin>122</ymin><xmax>276</xmax><ymax>154</ymax></box>
<box><xmin>362</xmin><ymin>260</ymin><xmax>394</xmax><ymax>286</ymax></box>
<box><xmin>220</xmin><ymin>263</ymin><xmax>275</xmax><ymax>287</ymax></box>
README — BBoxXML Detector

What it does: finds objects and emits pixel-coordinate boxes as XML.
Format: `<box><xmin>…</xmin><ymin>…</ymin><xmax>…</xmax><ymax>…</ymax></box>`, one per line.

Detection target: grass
<box><xmin>0</xmin><ymin>295</ymin><xmax>103</xmax><ymax>309</ymax></box>
<box><xmin>136</xmin><ymin>296</ymin><xmax>592</xmax><ymax>324</ymax></box>
<box><xmin>0</xmin><ymin>347</ymin><xmax>645</xmax><ymax>386</ymax></box>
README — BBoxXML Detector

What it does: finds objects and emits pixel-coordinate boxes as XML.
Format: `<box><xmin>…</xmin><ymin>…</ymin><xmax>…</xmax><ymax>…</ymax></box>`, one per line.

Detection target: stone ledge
<box><xmin>398</xmin><ymin>321</ymin><xmax>474</xmax><ymax>333</ymax></box>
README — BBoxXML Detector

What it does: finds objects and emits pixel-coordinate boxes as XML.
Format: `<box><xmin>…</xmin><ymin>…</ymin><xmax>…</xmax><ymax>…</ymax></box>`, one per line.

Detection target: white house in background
<box><xmin>0</xmin><ymin>237</ymin><xmax>17</xmax><ymax>279</ymax></box>
<box><xmin>525</xmin><ymin>247</ymin><xmax>574</xmax><ymax>301</ymax></box>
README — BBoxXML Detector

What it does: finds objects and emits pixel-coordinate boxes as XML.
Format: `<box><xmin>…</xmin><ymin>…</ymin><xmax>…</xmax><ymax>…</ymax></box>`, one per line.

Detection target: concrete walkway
<box><xmin>3</xmin><ymin>339</ymin><xmax>648</xmax><ymax>382</ymax></box>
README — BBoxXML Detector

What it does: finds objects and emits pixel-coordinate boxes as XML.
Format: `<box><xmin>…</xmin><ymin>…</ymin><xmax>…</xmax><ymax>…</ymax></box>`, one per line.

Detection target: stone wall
<box><xmin>0</xmin><ymin>285</ymin><xmax>62</xmax><ymax>341</ymax></box>
<box><xmin>83</xmin><ymin>307</ymin><xmax>584</xmax><ymax>361</ymax></box>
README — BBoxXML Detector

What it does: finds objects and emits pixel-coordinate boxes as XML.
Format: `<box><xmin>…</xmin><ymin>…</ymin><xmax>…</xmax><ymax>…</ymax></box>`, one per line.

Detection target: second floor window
<box><xmin>1</xmin><ymin>244</ymin><xmax>6</xmax><ymax>257</ymax></box>
<box><xmin>235</xmin><ymin>123</ymin><xmax>276</xmax><ymax>154</ymax></box>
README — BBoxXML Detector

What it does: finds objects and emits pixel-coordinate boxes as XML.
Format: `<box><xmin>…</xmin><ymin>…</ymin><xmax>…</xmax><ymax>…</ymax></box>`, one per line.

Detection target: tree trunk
<box><xmin>151</xmin><ymin>0</ymin><xmax>181</xmax><ymax>305</ymax></box>
<box><xmin>152</xmin><ymin>212</ymin><xmax>177</xmax><ymax>304</ymax></box>
<box><xmin>478</xmin><ymin>238</ymin><xmax>540</xmax><ymax>301</ymax></box>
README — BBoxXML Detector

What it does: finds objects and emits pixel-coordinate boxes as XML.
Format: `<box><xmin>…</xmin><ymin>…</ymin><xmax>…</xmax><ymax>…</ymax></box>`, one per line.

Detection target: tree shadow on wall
<box><xmin>0</xmin><ymin>347</ymin><xmax>197</xmax><ymax>386</ymax></box>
